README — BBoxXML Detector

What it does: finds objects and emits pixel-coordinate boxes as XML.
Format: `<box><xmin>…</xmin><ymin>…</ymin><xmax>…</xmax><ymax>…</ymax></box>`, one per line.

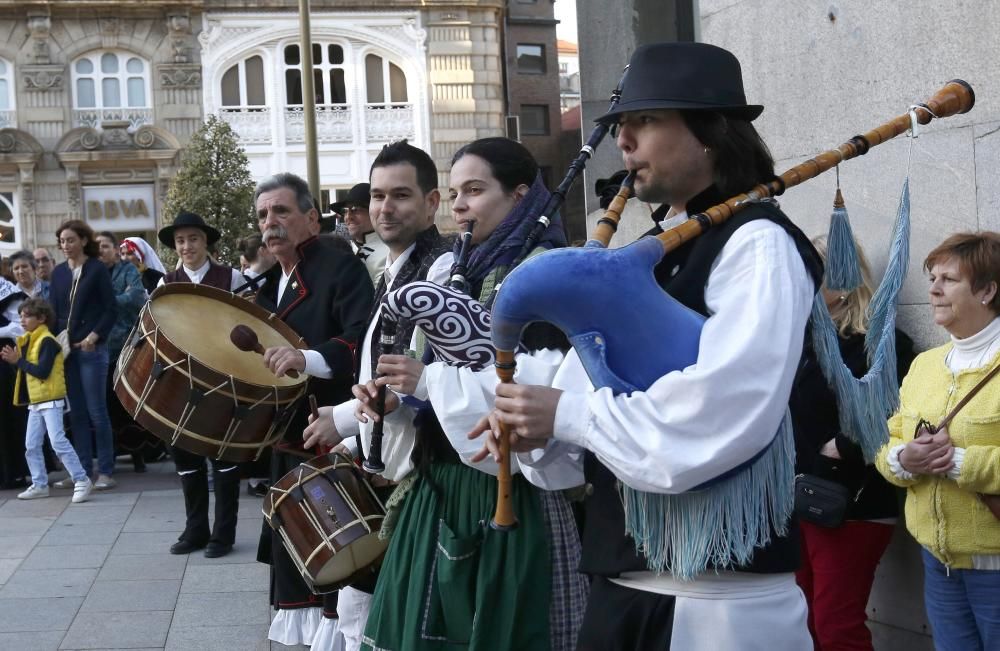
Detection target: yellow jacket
<box><xmin>876</xmin><ymin>344</ymin><xmax>1000</xmax><ymax>568</ymax></box>
<box><xmin>12</xmin><ymin>324</ymin><xmax>66</xmax><ymax>406</ymax></box>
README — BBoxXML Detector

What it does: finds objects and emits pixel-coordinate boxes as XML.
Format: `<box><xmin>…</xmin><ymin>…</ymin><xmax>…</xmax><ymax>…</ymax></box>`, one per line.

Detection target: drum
<box><xmin>114</xmin><ymin>283</ymin><xmax>307</xmax><ymax>463</ymax></box>
<box><xmin>263</xmin><ymin>453</ymin><xmax>389</xmax><ymax>594</ymax></box>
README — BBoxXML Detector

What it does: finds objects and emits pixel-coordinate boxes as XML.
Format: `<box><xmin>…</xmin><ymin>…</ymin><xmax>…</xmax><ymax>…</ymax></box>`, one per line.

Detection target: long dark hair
<box><xmin>451</xmin><ymin>137</ymin><xmax>537</xmax><ymax>192</ymax></box>
<box><xmin>56</xmin><ymin>219</ymin><xmax>100</xmax><ymax>258</ymax></box>
<box><xmin>681</xmin><ymin>111</ymin><xmax>775</xmax><ymax>197</ymax></box>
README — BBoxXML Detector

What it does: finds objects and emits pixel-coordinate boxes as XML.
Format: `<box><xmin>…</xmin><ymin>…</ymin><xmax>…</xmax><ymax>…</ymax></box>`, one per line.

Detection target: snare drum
<box><xmin>114</xmin><ymin>283</ymin><xmax>307</xmax><ymax>463</ymax></box>
<box><xmin>263</xmin><ymin>453</ymin><xmax>389</xmax><ymax>594</ymax></box>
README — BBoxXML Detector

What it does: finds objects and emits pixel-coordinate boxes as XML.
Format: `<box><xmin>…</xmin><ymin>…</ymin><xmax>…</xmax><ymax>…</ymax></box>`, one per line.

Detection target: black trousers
<box><xmin>172</xmin><ymin>446</ymin><xmax>240</xmax><ymax>545</ymax></box>
<box><xmin>577</xmin><ymin>576</ymin><xmax>675</xmax><ymax>651</ymax></box>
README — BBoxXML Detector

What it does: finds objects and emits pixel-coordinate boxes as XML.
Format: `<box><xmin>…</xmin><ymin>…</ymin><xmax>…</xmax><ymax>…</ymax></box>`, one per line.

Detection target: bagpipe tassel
<box><xmin>824</xmin><ymin>188</ymin><xmax>863</xmax><ymax>291</ymax></box>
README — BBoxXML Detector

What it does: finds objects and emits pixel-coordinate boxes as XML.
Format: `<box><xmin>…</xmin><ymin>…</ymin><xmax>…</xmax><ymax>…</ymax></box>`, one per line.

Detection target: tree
<box><xmin>162</xmin><ymin>115</ymin><xmax>256</xmax><ymax>267</ymax></box>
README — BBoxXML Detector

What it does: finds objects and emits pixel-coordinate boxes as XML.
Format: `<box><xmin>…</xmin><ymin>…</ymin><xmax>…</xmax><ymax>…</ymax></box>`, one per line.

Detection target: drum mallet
<box><xmin>230</xmin><ymin>324</ymin><xmax>300</xmax><ymax>379</ymax></box>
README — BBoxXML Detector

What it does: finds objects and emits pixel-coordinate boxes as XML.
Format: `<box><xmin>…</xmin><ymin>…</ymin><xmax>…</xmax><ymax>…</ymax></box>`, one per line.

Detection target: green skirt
<box><xmin>362</xmin><ymin>462</ymin><xmax>551</xmax><ymax>651</ymax></box>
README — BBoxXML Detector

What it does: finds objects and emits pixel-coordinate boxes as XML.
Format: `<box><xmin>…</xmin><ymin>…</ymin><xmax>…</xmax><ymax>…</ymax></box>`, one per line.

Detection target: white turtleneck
<box><xmin>945</xmin><ymin>315</ymin><xmax>1000</xmax><ymax>373</ymax></box>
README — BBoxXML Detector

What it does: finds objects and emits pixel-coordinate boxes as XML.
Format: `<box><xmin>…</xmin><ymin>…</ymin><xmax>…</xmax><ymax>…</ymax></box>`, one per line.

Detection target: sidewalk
<box><xmin>0</xmin><ymin>460</ymin><xmax>304</xmax><ymax>651</ymax></box>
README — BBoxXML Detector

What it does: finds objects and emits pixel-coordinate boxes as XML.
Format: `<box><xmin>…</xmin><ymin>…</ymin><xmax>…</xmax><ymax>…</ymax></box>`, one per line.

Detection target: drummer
<box><xmin>157</xmin><ymin>211</ymin><xmax>245</xmax><ymax>558</ymax></box>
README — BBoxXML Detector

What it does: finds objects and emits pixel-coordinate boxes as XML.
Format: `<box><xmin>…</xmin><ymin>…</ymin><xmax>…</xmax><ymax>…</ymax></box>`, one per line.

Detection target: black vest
<box><xmin>579</xmin><ymin>186</ymin><xmax>822</xmax><ymax>578</ymax></box>
<box><xmin>164</xmin><ymin>261</ymin><xmax>233</xmax><ymax>291</ymax></box>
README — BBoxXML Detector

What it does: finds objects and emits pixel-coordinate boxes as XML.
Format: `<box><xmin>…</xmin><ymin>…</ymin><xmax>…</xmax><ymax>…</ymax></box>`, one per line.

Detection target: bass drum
<box><xmin>263</xmin><ymin>453</ymin><xmax>388</xmax><ymax>594</ymax></box>
<box><xmin>114</xmin><ymin>283</ymin><xmax>307</xmax><ymax>463</ymax></box>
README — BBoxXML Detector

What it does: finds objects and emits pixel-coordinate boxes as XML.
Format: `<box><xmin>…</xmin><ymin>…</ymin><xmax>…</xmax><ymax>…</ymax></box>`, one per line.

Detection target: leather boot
<box><xmin>206</xmin><ymin>465</ymin><xmax>240</xmax><ymax>556</ymax></box>
<box><xmin>171</xmin><ymin>468</ymin><xmax>210</xmax><ymax>553</ymax></box>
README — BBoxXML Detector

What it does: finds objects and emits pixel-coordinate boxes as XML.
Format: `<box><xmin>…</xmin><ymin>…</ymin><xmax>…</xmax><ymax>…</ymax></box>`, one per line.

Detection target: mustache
<box><xmin>262</xmin><ymin>226</ymin><xmax>288</xmax><ymax>244</ymax></box>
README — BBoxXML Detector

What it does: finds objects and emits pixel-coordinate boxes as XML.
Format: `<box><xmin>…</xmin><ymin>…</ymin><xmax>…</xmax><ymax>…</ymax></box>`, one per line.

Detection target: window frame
<box><xmin>221</xmin><ymin>54</ymin><xmax>268</xmax><ymax>109</ymax></box>
<box><xmin>71</xmin><ymin>50</ymin><xmax>152</xmax><ymax>110</ymax></box>
<box><xmin>282</xmin><ymin>42</ymin><xmax>349</xmax><ymax>108</ymax></box>
<box><xmin>519</xmin><ymin>104</ymin><xmax>550</xmax><ymax>136</ymax></box>
<box><xmin>0</xmin><ymin>57</ymin><xmax>14</xmax><ymax>112</ymax></box>
<box><xmin>515</xmin><ymin>43</ymin><xmax>546</xmax><ymax>75</ymax></box>
<box><xmin>0</xmin><ymin>190</ymin><xmax>20</xmax><ymax>249</ymax></box>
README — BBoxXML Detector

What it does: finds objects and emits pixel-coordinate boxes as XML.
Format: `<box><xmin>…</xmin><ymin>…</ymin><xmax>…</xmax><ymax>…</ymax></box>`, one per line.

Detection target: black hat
<box><xmin>330</xmin><ymin>183</ymin><xmax>371</xmax><ymax>214</ymax></box>
<box><xmin>157</xmin><ymin>211</ymin><xmax>221</xmax><ymax>248</ymax></box>
<box><xmin>596</xmin><ymin>42</ymin><xmax>763</xmax><ymax>125</ymax></box>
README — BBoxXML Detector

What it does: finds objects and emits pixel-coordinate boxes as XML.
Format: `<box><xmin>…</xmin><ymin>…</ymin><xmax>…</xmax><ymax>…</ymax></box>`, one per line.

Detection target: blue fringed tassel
<box><xmin>810</xmin><ymin>179</ymin><xmax>911</xmax><ymax>461</ymax></box>
<box><xmin>825</xmin><ymin>189</ymin><xmax>863</xmax><ymax>291</ymax></box>
<box><xmin>620</xmin><ymin>411</ymin><xmax>796</xmax><ymax>581</ymax></box>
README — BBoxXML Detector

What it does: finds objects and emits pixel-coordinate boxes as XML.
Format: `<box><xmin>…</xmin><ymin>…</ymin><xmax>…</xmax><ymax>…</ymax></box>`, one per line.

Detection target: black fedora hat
<box><xmin>330</xmin><ymin>183</ymin><xmax>371</xmax><ymax>214</ymax></box>
<box><xmin>157</xmin><ymin>211</ymin><xmax>221</xmax><ymax>248</ymax></box>
<box><xmin>597</xmin><ymin>42</ymin><xmax>763</xmax><ymax>125</ymax></box>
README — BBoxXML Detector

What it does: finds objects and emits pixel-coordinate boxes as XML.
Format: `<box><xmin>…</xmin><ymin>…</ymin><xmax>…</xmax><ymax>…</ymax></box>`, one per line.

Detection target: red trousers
<box><xmin>795</xmin><ymin>520</ymin><xmax>895</xmax><ymax>651</ymax></box>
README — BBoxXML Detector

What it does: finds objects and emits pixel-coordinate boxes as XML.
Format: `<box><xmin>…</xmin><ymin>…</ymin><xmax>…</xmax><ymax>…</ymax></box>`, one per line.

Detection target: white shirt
<box><xmin>351</xmin><ymin>231</ymin><xmax>390</xmax><ymax>286</ymax></box>
<box><xmin>328</xmin><ymin>245</ymin><xmax>450</xmax><ymax>481</ymax></box>
<box><xmin>426</xmin><ymin>219</ymin><xmax>815</xmax><ymax>495</ymax></box>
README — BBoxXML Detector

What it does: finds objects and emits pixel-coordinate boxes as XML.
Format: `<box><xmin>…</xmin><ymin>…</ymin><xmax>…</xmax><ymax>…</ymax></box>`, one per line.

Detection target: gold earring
<box><xmin>704</xmin><ymin>147</ymin><xmax>711</xmax><ymax>154</ymax></box>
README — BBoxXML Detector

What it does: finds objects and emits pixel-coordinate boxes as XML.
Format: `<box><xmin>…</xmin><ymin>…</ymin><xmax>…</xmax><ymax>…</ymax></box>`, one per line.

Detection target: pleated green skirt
<box><xmin>361</xmin><ymin>462</ymin><xmax>551</xmax><ymax>651</ymax></box>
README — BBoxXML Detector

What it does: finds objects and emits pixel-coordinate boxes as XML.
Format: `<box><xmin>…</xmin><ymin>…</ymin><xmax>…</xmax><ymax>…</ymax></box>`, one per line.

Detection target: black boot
<box><xmin>205</xmin><ymin>465</ymin><xmax>240</xmax><ymax>558</ymax></box>
<box><xmin>171</xmin><ymin>469</ymin><xmax>210</xmax><ymax>554</ymax></box>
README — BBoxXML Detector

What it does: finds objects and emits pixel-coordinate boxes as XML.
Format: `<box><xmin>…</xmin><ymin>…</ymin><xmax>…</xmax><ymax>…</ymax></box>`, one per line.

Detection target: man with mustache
<box><xmin>252</xmin><ymin>173</ymin><xmax>373</xmax><ymax>646</ymax></box>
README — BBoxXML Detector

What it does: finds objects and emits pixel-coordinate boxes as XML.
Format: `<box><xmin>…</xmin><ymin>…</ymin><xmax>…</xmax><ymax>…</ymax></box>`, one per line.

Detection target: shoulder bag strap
<box><xmin>935</xmin><ymin>360</ymin><xmax>1000</xmax><ymax>431</ymax></box>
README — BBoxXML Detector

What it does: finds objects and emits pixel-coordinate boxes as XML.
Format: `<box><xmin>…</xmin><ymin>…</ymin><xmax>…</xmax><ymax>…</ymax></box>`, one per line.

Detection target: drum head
<box><xmin>149</xmin><ymin>289</ymin><xmax>303</xmax><ymax>388</ymax></box>
<box><xmin>315</xmin><ymin>532</ymin><xmax>387</xmax><ymax>588</ymax></box>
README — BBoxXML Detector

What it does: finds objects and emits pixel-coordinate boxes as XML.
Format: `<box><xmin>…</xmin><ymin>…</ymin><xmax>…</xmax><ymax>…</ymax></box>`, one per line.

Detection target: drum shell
<box><xmin>263</xmin><ymin>453</ymin><xmax>388</xmax><ymax>594</ymax></box>
<box><xmin>114</xmin><ymin>284</ymin><xmax>307</xmax><ymax>463</ymax></box>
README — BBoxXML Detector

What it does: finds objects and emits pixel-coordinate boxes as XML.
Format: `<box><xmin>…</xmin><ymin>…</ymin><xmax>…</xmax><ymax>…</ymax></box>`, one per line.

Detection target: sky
<box><xmin>553</xmin><ymin>0</ymin><xmax>579</xmax><ymax>44</ymax></box>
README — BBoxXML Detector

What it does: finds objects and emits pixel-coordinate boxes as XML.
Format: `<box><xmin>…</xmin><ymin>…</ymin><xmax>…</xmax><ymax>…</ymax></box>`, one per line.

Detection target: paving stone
<box><xmin>186</xmin><ymin>542</ymin><xmax>260</xmax><ymax>566</ymax></box>
<box><xmin>39</xmin><ymin>522</ymin><xmax>123</xmax><ymax>546</ymax></box>
<box><xmin>81</xmin><ymin>579</ymin><xmax>181</xmax><ymax>612</ymax></box>
<box><xmin>0</xmin><ymin>595</ymin><xmax>82</xmax><ymax>632</ymax></box>
<box><xmin>181</xmin><ymin>562</ymin><xmax>268</xmax><ymax>593</ymax></box>
<box><xmin>0</xmin><ymin>559</ymin><xmax>21</xmax><ymax>584</ymax></box>
<box><xmin>0</xmin><ymin>568</ymin><xmax>97</xmax><ymax>598</ymax></box>
<box><xmin>21</xmin><ymin>544</ymin><xmax>111</xmax><ymax>570</ymax></box>
<box><xmin>165</xmin><ymin>623</ymin><xmax>271</xmax><ymax>650</ymax></box>
<box><xmin>55</xmin><ymin>506</ymin><xmax>133</xmax><ymax>526</ymax></box>
<box><xmin>70</xmin><ymin>492</ymin><xmax>141</xmax><ymax>507</ymax></box>
<box><xmin>0</xmin><ymin>534</ymin><xmax>43</xmax><ymax>559</ymax></box>
<box><xmin>0</xmin><ymin>496</ymin><xmax>70</xmax><ymax>517</ymax></box>
<box><xmin>59</xmin><ymin>609</ymin><xmax>171</xmax><ymax>649</ymax></box>
<box><xmin>172</xmin><ymin>591</ymin><xmax>270</xmax><ymax>628</ymax></box>
<box><xmin>97</xmin><ymin>554</ymin><xmax>187</xmax><ymax>581</ymax></box>
<box><xmin>121</xmin><ymin>510</ymin><xmax>187</xmax><ymax>533</ymax></box>
<box><xmin>0</xmin><ymin>516</ymin><xmax>56</xmax><ymax>535</ymax></box>
<box><xmin>0</xmin><ymin>629</ymin><xmax>65</xmax><ymax>649</ymax></box>
<box><xmin>109</xmin><ymin>531</ymin><xmax>180</xmax><ymax>556</ymax></box>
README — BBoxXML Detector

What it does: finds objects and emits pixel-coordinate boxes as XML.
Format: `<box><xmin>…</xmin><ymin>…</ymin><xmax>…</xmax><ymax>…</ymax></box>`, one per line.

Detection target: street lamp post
<box><xmin>297</xmin><ymin>0</ymin><xmax>320</xmax><ymax>201</ymax></box>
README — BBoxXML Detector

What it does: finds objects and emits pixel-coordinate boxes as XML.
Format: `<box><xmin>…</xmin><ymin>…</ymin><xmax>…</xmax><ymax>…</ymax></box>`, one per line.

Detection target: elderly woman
<box><xmin>119</xmin><ymin>236</ymin><xmax>166</xmax><ymax>294</ymax></box>
<box><xmin>8</xmin><ymin>250</ymin><xmax>49</xmax><ymax>301</ymax></box>
<box><xmin>876</xmin><ymin>231</ymin><xmax>1000</xmax><ymax>651</ymax></box>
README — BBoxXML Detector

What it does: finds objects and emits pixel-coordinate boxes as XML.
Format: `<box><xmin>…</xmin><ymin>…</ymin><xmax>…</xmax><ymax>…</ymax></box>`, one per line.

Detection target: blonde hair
<box><xmin>812</xmin><ymin>235</ymin><xmax>875</xmax><ymax>336</ymax></box>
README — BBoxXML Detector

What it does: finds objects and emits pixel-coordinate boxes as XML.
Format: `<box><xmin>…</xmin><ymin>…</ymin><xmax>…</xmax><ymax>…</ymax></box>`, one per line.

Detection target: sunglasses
<box><xmin>914</xmin><ymin>418</ymin><xmax>937</xmax><ymax>439</ymax></box>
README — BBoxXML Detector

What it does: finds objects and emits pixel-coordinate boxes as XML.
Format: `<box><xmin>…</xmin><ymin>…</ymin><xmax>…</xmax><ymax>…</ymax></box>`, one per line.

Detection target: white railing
<box><xmin>285</xmin><ymin>105</ymin><xmax>353</xmax><ymax>144</ymax></box>
<box><xmin>0</xmin><ymin>110</ymin><xmax>15</xmax><ymax>129</ymax></box>
<box><xmin>72</xmin><ymin>108</ymin><xmax>153</xmax><ymax>131</ymax></box>
<box><xmin>365</xmin><ymin>103</ymin><xmax>414</xmax><ymax>142</ymax></box>
<box><xmin>219</xmin><ymin>107</ymin><xmax>272</xmax><ymax>145</ymax></box>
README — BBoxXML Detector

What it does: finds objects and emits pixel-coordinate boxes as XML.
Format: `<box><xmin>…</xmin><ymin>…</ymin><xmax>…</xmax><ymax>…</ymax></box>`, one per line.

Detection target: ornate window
<box><xmin>71</xmin><ymin>51</ymin><xmax>152</xmax><ymax>130</ymax></box>
<box><xmin>0</xmin><ymin>59</ymin><xmax>14</xmax><ymax>129</ymax></box>
<box><xmin>219</xmin><ymin>55</ymin><xmax>270</xmax><ymax>145</ymax></box>
<box><xmin>0</xmin><ymin>192</ymin><xmax>18</xmax><ymax>248</ymax></box>
<box><xmin>283</xmin><ymin>43</ymin><xmax>351</xmax><ymax>143</ymax></box>
<box><xmin>364</xmin><ymin>54</ymin><xmax>411</xmax><ymax>142</ymax></box>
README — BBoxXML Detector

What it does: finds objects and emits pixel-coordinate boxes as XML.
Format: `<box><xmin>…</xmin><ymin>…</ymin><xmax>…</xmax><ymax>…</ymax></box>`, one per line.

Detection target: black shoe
<box><xmin>204</xmin><ymin>542</ymin><xmax>233</xmax><ymax>558</ymax></box>
<box><xmin>247</xmin><ymin>481</ymin><xmax>269</xmax><ymax>497</ymax></box>
<box><xmin>170</xmin><ymin>539</ymin><xmax>207</xmax><ymax>555</ymax></box>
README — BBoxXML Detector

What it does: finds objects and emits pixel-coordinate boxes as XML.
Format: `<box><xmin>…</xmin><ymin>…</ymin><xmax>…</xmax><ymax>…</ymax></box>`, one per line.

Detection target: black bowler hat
<box><xmin>597</xmin><ymin>42</ymin><xmax>763</xmax><ymax>125</ymax></box>
<box><xmin>330</xmin><ymin>183</ymin><xmax>371</xmax><ymax>214</ymax></box>
<box><xmin>157</xmin><ymin>211</ymin><xmax>221</xmax><ymax>248</ymax></box>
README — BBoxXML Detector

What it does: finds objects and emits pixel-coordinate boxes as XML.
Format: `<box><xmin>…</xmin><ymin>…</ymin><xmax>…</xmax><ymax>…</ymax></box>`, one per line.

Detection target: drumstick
<box><xmin>309</xmin><ymin>394</ymin><xmax>319</xmax><ymax>421</ymax></box>
<box><xmin>230</xmin><ymin>324</ymin><xmax>300</xmax><ymax>379</ymax></box>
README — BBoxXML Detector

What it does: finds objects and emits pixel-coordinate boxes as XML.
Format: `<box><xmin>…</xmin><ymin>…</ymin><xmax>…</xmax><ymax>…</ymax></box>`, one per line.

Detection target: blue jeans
<box><xmin>25</xmin><ymin>405</ymin><xmax>87</xmax><ymax>487</ymax></box>
<box><xmin>64</xmin><ymin>345</ymin><xmax>115</xmax><ymax>477</ymax></box>
<box><xmin>922</xmin><ymin>547</ymin><xmax>1000</xmax><ymax>651</ymax></box>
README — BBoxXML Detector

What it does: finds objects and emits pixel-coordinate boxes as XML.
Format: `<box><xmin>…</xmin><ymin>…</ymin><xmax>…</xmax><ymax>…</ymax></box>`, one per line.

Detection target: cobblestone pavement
<box><xmin>0</xmin><ymin>460</ymin><xmax>307</xmax><ymax>651</ymax></box>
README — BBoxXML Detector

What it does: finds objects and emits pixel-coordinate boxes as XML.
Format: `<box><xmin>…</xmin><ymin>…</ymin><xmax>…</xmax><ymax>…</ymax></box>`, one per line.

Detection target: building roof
<box><xmin>561</xmin><ymin>104</ymin><xmax>581</xmax><ymax>130</ymax></box>
<box><xmin>557</xmin><ymin>39</ymin><xmax>578</xmax><ymax>55</ymax></box>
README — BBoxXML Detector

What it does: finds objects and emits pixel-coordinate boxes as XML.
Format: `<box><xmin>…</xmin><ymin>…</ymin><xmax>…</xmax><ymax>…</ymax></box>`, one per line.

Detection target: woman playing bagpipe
<box><xmin>308</xmin><ymin>137</ymin><xmax>586</xmax><ymax>650</ymax></box>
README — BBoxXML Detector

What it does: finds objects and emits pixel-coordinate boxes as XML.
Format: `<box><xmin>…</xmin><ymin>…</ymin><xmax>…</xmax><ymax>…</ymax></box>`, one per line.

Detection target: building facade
<box><xmin>0</xmin><ymin>0</ymin><xmax>517</xmax><ymax>256</ymax></box>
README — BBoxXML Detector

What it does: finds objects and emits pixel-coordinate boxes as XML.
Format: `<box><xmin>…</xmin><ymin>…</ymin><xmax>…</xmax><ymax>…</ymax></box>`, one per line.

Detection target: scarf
<box><xmin>121</xmin><ymin>237</ymin><xmax>167</xmax><ymax>274</ymax></box>
<box><xmin>454</xmin><ymin>174</ymin><xmax>567</xmax><ymax>290</ymax></box>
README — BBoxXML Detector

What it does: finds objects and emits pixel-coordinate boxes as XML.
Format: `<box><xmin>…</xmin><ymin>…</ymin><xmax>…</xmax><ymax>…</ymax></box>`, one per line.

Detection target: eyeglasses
<box><xmin>344</xmin><ymin>206</ymin><xmax>366</xmax><ymax>214</ymax></box>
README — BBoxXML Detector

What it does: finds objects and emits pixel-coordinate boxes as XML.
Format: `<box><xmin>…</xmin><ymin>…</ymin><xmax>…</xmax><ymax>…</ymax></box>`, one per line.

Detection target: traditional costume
<box><xmin>120</xmin><ymin>237</ymin><xmax>166</xmax><ymax>294</ymax></box>
<box><xmin>254</xmin><ymin>234</ymin><xmax>373</xmax><ymax>646</ymax></box>
<box><xmin>333</xmin><ymin>183</ymin><xmax>389</xmax><ymax>286</ymax></box>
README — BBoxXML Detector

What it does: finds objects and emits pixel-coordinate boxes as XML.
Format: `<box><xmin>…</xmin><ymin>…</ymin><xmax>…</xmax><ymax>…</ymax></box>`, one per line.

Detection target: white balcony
<box><xmin>285</xmin><ymin>105</ymin><xmax>353</xmax><ymax>144</ymax></box>
<box><xmin>73</xmin><ymin>108</ymin><xmax>153</xmax><ymax>131</ymax></box>
<box><xmin>219</xmin><ymin>107</ymin><xmax>272</xmax><ymax>145</ymax></box>
<box><xmin>0</xmin><ymin>110</ymin><xmax>15</xmax><ymax>129</ymax></box>
<box><xmin>365</xmin><ymin>103</ymin><xmax>414</xmax><ymax>142</ymax></box>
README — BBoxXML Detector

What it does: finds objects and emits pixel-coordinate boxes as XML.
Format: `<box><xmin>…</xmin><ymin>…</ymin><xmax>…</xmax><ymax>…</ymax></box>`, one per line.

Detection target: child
<box><xmin>0</xmin><ymin>298</ymin><xmax>93</xmax><ymax>502</ymax></box>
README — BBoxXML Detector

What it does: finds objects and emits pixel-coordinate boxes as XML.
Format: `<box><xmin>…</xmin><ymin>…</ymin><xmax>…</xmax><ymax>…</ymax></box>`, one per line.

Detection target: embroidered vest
<box><xmin>164</xmin><ymin>261</ymin><xmax>233</xmax><ymax>290</ymax></box>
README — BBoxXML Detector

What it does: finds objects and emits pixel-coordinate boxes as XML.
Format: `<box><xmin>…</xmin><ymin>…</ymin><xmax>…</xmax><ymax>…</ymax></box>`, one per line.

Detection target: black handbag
<box><xmin>794</xmin><ymin>473</ymin><xmax>850</xmax><ymax>528</ymax></box>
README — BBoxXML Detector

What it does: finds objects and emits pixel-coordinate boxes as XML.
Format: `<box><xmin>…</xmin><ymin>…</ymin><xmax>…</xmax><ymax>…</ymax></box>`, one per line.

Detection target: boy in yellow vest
<box><xmin>1</xmin><ymin>298</ymin><xmax>93</xmax><ymax>502</ymax></box>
